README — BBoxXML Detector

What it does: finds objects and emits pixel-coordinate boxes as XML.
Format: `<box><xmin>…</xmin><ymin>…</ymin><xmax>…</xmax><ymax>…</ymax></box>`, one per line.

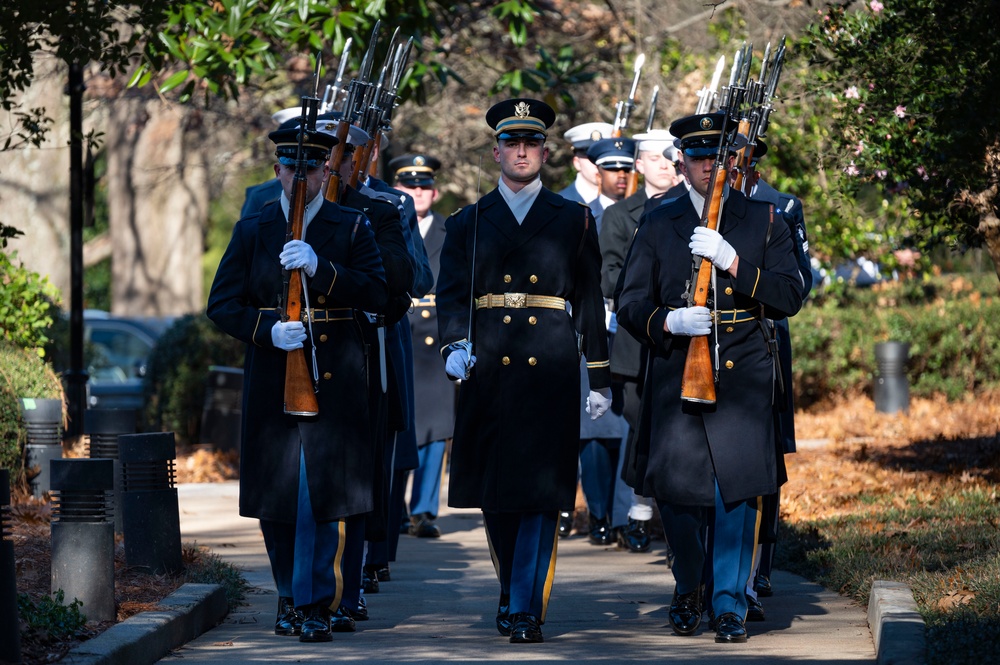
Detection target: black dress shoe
<box><xmin>299</xmin><ymin>605</ymin><xmax>333</xmax><ymax>643</ymax></box>
<box><xmin>746</xmin><ymin>596</ymin><xmax>765</xmax><ymax>622</ymax></box>
<box><xmin>668</xmin><ymin>589</ymin><xmax>702</xmax><ymax>636</ymax></box>
<box><xmin>558</xmin><ymin>511</ymin><xmax>573</xmax><ymax>538</ymax></box>
<box><xmin>714</xmin><ymin>612</ymin><xmax>748</xmax><ymax>643</ymax></box>
<box><xmin>373</xmin><ymin>565</ymin><xmax>391</xmax><ymax>582</ymax></box>
<box><xmin>588</xmin><ymin>515</ymin><xmax>613</xmax><ymax>545</ymax></box>
<box><xmin>409</xmin><ymin>514</ymin><xmax>442</xmax><ymax>538</ymax></box>
<box><xmin>330</xmin><ymin>606</ymin><xmax>357</xmax><ymax>633</ymax></box>
<box><xmin>274</xmin><ymin>596</ymin><xmax>303</xmax><ymax>636</ymax></box>
<box><xmin>617</xmin><ymin>518</ymin><xmax>652</xmax><ymax>552</ymax></box>
<box><xmin>496</xmin><ymin>592</ymin><xmax>512</xmax><ymax>636</ymax></box>
<box><xmin>509</xmin><ymin>612</ymin><xmax>543</xmax><ymax>643</ymax></box>
<box><xmin>340</xmin><ymin>598</ymin><xmax>369</xmax><ymax>622</ymax></box>
<box><xmin>754</xmin><ymin>574</ymin><xmax>773</xmax><ymax>597</ymax></box>
<box><xmin>362</xmin><ymin>568</ymin><xmax>379</xmax><ymax>594</ymax></box>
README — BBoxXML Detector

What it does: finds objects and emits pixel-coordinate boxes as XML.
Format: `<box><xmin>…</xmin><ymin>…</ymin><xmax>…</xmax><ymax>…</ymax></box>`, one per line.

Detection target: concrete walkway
<box><xmin>169</xmin><ymin>481</ymin><xmax>876</xmax><ymax>664</ymax></box>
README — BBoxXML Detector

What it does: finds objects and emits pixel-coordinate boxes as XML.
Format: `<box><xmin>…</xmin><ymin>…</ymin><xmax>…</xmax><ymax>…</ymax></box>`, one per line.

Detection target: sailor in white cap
<box><xmin>557</xmin><ymin>122</ymin><xmax>614</xmax><ymax>205</ymax></box>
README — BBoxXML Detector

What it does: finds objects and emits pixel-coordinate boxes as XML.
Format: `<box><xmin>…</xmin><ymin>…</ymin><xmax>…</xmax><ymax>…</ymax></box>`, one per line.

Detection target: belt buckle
<box><xmin>504</xmin><ymin>292</ymin><xmax>526</xmax><ymax>308</ymax></box>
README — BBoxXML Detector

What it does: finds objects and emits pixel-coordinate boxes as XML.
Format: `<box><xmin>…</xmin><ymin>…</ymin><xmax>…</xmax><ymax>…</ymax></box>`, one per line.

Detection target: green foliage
<box><xmin>18</xmin><ymin>589</ymin><xmax>87</xmax><ymax>640</ymax></box>
<box><xmin>143</xmin><ymin>314</ymin><xmax>243</xmax><ymax>446</ymax></box>
<box><xmin>802</xmin><ymin>0</ymin><xmax>1000</xmax><ymax>257</ymax></box>
<box><xmin>183</xmin><ymin>546</ymin><xmax>250</xmax><ymax>612</ymax></box>
<box><xmin>0</xmin><ymin>341</ymin><xmax>64</xmax><ymax>482</ymax></box>
<box><xmin>791</xmin><ymin>275</ymin><xmax>1000</xmax><ymax>406</ymax></box>
<box><xmin>490</xmin><ymin>0</ymin><xmax>538</xmax><ymax>48</ymax></box>
<box><xmin>490</xmin><ymin>45</ymin><xmax>597</xmax><ymax>109</ymax></box>
<box><xmin>0</xmin><ymin>249</ymin><xmax>61</xmax><ymax>355</ymax></box>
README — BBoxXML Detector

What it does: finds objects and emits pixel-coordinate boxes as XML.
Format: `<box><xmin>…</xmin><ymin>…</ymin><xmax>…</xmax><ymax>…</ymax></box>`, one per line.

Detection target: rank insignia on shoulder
<box><xmin>450</xmin><ymin>208</ymin><xmax>463</xmax><ymax>216</ymax></box>
<box><xmin>576</xmin><ymin>200</ymin><xmax>590</xmax><ymax>207</ymax></box>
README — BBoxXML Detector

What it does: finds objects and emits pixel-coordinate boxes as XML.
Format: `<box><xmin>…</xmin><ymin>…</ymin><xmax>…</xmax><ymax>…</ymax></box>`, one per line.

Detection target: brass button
<box><xmin>320</xmin><ymin>334</ymin><xmax>328</xmax><ymax>342</ymax></box>
<box><xmin>501</xmin><ymin>356</ymin><xmax>511</xmax><ymax>366</ymax></box>
<box><xmin>528</xmin><ymin>357</ymin><xmax>537</xmax><ymax>366</ymax></box>
<box><xmin>529</xmin><ymin>275</ymin><xmax>538</xmax><ymax>284</ymax></box>
<box><xmin>724</xmin><ymin>287</ymin><xmax>733</xmax><ymax>295</ymax></box>
<box><xmin>725</xmin><ymin>326</ymin><xmax>734</xmax><ymax>333</ymax></box>
<box><xmin>323</xmin><ymin>372</ymin><xmax>332</xmax><ymax>380</ymax></box>
<box><xmin>725</xmin><ymin>360</ymin><xmax>734</xmax><ymax>369</ymax></box>
<box><xmin>424</xmin><ymin>336</ymin><xmax>434</xmax><ymax>346</ymax></box>
<box><xmin>504</xmin><ymin>274</ymin><xmax>512</xmax><ymax>283</ymax></box>
<box><xmin>318</xmin><ymin>295</ymin><xmax>327</xmax><ymax>304</ymax></box>
<box><xmin>528</xmin><ymin>316</ymin><xmax>537</xmax><ymax>325</ymax></box>
<box><xmin>503</xmin><ymin>315</ymin><xmax>511</xmax><ymax>324</ymax></box>
<box><xmin>421</xmin><ymin>310</ymin><xmax>431</xmax><ymax>319</ymax></box>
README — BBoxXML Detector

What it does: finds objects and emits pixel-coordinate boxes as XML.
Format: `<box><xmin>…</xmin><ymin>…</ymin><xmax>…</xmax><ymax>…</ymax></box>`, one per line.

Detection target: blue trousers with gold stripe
<box><xmin>259</xmin><ymin>448</ymin><xmax>347</xmax><ymax>611</ymax></box>
<box><xmin>658</xmin><ymin>479</ymin><xmax>760</xmax><ymax>619</ymax></box>
<box><xmin>483</xmin><ymin>511</ymin><xmax>558</xmax><ymax>621</ymax></box>
<box><xmin>409</xmin><ymin>439</ymin><xmax>446</xmax><ymax>518</ymax></box>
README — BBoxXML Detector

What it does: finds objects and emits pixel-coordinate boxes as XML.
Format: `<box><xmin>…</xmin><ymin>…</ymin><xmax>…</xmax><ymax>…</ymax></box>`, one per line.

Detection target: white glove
<box><xmin>586</xmin><ymin>387</ymin><xmax>613</xmax><ymax>420</ymax></box>
<box><xmin>280</xmin><ymin>240</ymin><xmax>318</xmax><ymax>277</ymax></box>
<box><xmin>445</xmin><ymin>347</ymin><xmax>477</xmax><ymax>380</ymax></box>
<box><xmin>271</xmin><ymin>320</ymin><xmax>307</xmax><ymax>350</ymax></box>
<box><xmin>689</xmin><ymin>226</ymin><xmax>737</xmax><ymax>271</ymax></box>
<box><xmin>666</xmin><ymin>307</ymin><xmax>712</xmax><ymax>336</ymax></box>
<box><xmin>607</xmin><ymin>311</ymin><xmax>618</xmax><ymax>335</ymax></box>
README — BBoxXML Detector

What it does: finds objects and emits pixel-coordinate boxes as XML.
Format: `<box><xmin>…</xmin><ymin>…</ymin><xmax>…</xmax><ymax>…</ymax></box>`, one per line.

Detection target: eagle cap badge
<box><xmin>700</xmin><ymin>116</ymin><xmax>714</xmax><ymax>130</ymax></box>
<box><xmin>514</xmin><ymin>101</ymin><xmax>531</xmax><ymax>118</ymax></box>
<box><xmin>414</xmin><ymin>156</ymin><xmax>425</xmax><ymax>166</ymax></box>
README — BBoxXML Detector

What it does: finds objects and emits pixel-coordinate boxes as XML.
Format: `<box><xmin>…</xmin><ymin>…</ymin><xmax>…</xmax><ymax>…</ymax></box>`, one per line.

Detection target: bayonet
<box><xmin>644</xmin><ymin>85</ymin><xmax>659</xmax><ymax>133</ymax></box>
<box><xmin>322</xmin><ymin>37</ymin><xmax>353</xmax><ymax>113</ymax></box>
<box><xmin>613</xmin><ymin>53</ymin><xmax>645</xmax><ymax>135</ymax></box>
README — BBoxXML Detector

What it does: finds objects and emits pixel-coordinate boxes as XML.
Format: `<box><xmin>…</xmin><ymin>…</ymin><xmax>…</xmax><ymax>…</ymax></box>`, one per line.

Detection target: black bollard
<box><xmin>200</xmin><ymin>366</ymin><xmax>244</xmax><ymax>452</ymax></box>
<box><xmin>50</xmin><ymin>458</ymin><xmax>116</xmax><ymax>622</ymax></box>
<box><xmin>119</xmin><ymin>432</ymin><xmax>182</xmax><ymax>574</ymax></box>
<box><xmin>19</xmin><ymin>397</ymin><xmax>64</xmax><ymax>498</ymax></box>
<box><xmin>84</xmin><ymin>408</ymin><xmax>137</xmax><ymax>535</ymax></box>
<box><xmin>1</xmin><ymin>469</ymin><xmax>23</xmax><ymax>664</ymax></box>
<box><xmin>874</xmin><ymin>341</ymin><xmax>910</xmax><ymax>415</ymax></box>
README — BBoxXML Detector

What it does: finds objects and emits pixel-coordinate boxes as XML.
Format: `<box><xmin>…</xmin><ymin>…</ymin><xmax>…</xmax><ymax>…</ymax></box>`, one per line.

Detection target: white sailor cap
<box><xmin>563</xmin><ymin>122</ymin><xmax>614</xmax><ymax>151</ymax></box>
<box><xmin>315</xmin><ymin>114</ymin><xmax>371</xmax><ymax>148</ymax></box>
<box><xmin>633</xmin><ymin>129</ymin><xmax>679</xmax><ymax>162</ymax></box>
<box><xmin>271</xmin><ymin>106</ymin><xmax>303</xmax><ymax>126</ymax></box>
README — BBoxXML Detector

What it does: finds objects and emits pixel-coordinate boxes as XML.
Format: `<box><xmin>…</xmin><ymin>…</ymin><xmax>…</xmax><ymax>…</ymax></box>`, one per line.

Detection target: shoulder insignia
<box><xmin>450</xmin><ymin>208</ymin><xmax>463</xmax><ymax>217</ymax></box>
<box><xmin>576</xmin><ymin>200</ymin><xmax>590</xmax><ymax>207</ymax></box>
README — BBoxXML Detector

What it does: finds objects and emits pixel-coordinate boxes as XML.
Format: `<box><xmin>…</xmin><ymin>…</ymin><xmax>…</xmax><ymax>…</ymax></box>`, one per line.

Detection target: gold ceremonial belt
<box><xmin>475</xmin><ymin>293</ymin><xmax>567</xmax><ymax>311</ymax></box>
<box><xmin>411</xmin><ymin>295</ymin><xmax>436</xmax><ymax>307</ymax></box>
<box><xmin>712</xmin><ymin>306</ymin><xmax>760</xmax><ymax>325</ymax></box>
<box><xmin>304</xmin><ymin>308</ymin><xmax>354</xmax><ymax>323</ymax></box>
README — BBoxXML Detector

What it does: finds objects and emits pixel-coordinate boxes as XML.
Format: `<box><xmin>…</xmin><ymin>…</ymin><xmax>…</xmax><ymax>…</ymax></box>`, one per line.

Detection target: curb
<box><xmin>868</xmin><ymin>580</ymin><xmax>927</xmax><ymax>665</ymax></box>
<box><xmin>60</xmin><ymin>583</ymin><xmax>228</xmax><ymax>665</ymax></box>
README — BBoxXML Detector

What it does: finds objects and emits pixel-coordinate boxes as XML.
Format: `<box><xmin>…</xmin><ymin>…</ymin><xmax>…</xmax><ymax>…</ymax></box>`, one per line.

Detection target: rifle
<box><xmin>679</xmin><ymin>45</ymin><xmax>751</xmax><ymax>405</ymax></box>
<box><xmin>321</xmin><ymin>37</ymin><xmax>352</xmax><ymax>114</ymax></box>
<box><xmin>324</xmin><ymin>30</ymin><xmax>374</xmax><ymax>203</ymax></box>
<box><xmin>695</xmin><ymin>56</ymin><xmax>726</xmax><ymax>115</ymax></box>
<box><xmin>611</xmin><ymin>53</ymin><xmax>645</xmax><ymax>138</ymax></box>
<box><xmin>624</xmin><ymin>84</ymin><xmax>658</xmax><ymax>198</ymax></box>
<box><xmin>280</xmin><ymin>56</ymin><xmax>324</xmax><ymax>416</ymax></box>
<box><xmin>732</xmin><ymin>38</ymin><xmax>785</xmax><ymax>194</ymax></box>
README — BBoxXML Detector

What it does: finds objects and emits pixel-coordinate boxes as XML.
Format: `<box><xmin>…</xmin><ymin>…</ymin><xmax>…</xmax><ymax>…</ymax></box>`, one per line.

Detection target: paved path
<box><xmin>169</xmin><ymin>481</ymin><xmax>875</xmax><ymax>664</ymax></box>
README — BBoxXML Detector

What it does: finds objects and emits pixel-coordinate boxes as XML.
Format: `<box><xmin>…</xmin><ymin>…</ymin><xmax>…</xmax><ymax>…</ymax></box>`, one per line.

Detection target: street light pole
<box><xmin>64</xmin><ymin>61</ymin><xmax>88</xmax><ymax>439</ymax></box>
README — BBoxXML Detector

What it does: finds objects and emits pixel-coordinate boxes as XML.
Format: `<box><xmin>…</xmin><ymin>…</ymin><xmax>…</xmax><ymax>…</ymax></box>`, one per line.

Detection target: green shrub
<box><xmin>18</xmin><ymin>589</ymin><xmax>87</xmax><ymax>641</ymax></box>
<box><xmin>790</xmin><ymin>276</ymin><xmax>1000</xmax><ymax>407</ymax></box>
<box><xmin>0</xmin><ymin>341</ymin><xmax>64</xmax><ymax>484</ymax></box>
<box><xmin>143</xmin><ymin>314</ymin><xmax>243</xmax><ymax>446</ymax></box>
<box><xmin>0</xmin><ymin>249</ymin><xmax>61</xmax><ymax>356</ymax></box>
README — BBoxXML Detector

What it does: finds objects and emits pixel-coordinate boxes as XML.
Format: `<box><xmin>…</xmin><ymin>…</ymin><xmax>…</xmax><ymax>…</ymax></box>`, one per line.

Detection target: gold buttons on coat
<box><xmin>725</xmin><ymin>326</ymin><xmax>734</xmax><ymax>333</ymax></box>
<box><xmin>502</xmin><ymin>356</ymin><xmax>511</xmax><ymax>366</ymax></box>
<box><xmin>318</xmin><ymin>295</ymin><xmax>327</xmax><ymax>304</ymax></box>
<box><xmin>725</xmin><ymin>287</ymin><xmax>733</xmax><ymax>295</ymax></box>
<box><xmin>320</xmin><ymin>334</ymin><xmax>328</xmax><ymax>342</ymax></box>
<box><xmin>529</xmin><ymin>275</ymin><xmax>538</xmax><ymax>283</ymax></box>
<box><xmin>424</xmin><ymin>336</ymin><xmax>434</xmax><ymax>346</ymax></box>
<box><xmin>421</xmin><ymin>310</ymin><xmax>431</xmax><ymax>319</ymax></box>
<box><xmin>503</xmin><ymin>315</ymin><xmax>511</xmax><ymax>324</ymax></box>
<box><xmin>528</xmin><ymin>316</ymin><xmax>537</xmax><ymax>325</ymax></box>
<box><xmin>725</xmin><ymin>360</ymin><xmax>734</xmax><ymax>369</ymax></box>
<box><xmin>504</xmin><ymin>274</ymin><xmax>512</xmax><ymax>283</ymax></box>
<box><xmin>528</xmin><ymin>357</ymin><xmax>537</xmax><ymax>366</ymax></box>
<box><xmin>323</xmin><ymin>372</ymin><xmax>333</xmax><ymax>380</ymax></box>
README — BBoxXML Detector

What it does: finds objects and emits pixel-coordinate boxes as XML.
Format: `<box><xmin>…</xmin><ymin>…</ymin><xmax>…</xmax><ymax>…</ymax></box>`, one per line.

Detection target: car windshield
<box><xmin>88</xmin><ymin>327</ymin><xmax>154</xmax><ymax>383</ymax></box>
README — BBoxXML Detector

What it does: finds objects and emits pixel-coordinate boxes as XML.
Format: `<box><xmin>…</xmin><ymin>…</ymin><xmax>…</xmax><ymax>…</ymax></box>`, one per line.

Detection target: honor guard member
<box><xmin>736</xmin><ymin>139</ymin><xmax>813</xmax><ymax>620</ymax></box>
<box><xmin>599</xmin><ymin>130</ymin><xmax>682</xmax><ymax>553</ymax></box>
<box><xmin>436</xmin><ymin>98</ymin><xmax>612</xmax><ymax>643</ymax></box>
<box><xmin>318</xmin><ymin>115</ymin><xmax>416</xmax><ymax>619</ymax></box>
<box><xmin>615</xmin><ymin>112</ymin><xmax>803</xmax><ymax>644</ymax></box>
<box><xmin>585</xmin><ymin>137</ymin><xmax>636</xmax><ymax>229</ymax></box>
<box><xmin>557</xmin><ymin>121</ymin><xmax>614</xmax><ymax>205</ymax></box>
<box><xmin>207</xmin><ymin>122</ymin><xmax>388</xmax><ymax>642</ymax></box>
<box><xmin>389</xmin><ymin>153</ymin><xmax>456</xmax><ymax>539</ymax></box>
<box><xmin>239</xmin><ymin>106</ymin><xmax>305</xmax><ymax>217</ymax></box>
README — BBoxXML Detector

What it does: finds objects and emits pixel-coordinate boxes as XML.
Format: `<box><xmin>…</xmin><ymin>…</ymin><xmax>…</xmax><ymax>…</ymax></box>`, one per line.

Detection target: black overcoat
<box><xmin>207</xmin><ymin>198</ymin><xmax>387</xmax><ymax>523</ymax></box>
<box><xmin>409</xmin><ymin>211</ymin><xmax>457</xmax><ymax>447</ymax></box>
<box><xmin>616</xmin><ymin>190</ymin><xmax>803</xmax><ymax>506</ymax></box>
<box><xmin>436</xmin><ymin>186</ymin><xmax>611</xmax><ymax>513</ymax></box>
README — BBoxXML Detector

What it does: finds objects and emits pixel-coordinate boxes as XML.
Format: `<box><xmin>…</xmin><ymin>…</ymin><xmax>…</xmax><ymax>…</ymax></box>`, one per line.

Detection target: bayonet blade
<box><xmin>644</xmin><ymin>85</ymin><xmax>659</xmax><ymax>132</ymax></box>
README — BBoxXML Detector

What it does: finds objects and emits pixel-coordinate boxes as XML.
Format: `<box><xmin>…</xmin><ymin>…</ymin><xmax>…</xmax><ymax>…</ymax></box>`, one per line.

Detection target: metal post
<box><xmin>85</xmin><ymin>408</ymin><xmax>136</xmax><ymax>535</ymax></box>
<box><xmin>19</xmin><ymin>397</ymin><xmax>64</xmax><ymax>498</ymax></box>
<box><xmin>201</xmin><ymin>366</ymin><xmax>244</xmax><ymax>452</ymax></box>
<box><xmin>64</xmin><ymin>61</ymin><xmax>88</xmax><ymax>439</ymax></box>
<box><xmin>50</xmin><ymin>458</ymin><xmax>116</xmax><ymax>622</ymax></box>
<box><xmin>119</xmin><ymin>432</ymin><xmax>182</xmax><ymax>574</ymax></box>
<box><xmin>873</xmin><ymin>341</ymin><xmax>910</xmax><ymax>415</ymax></box>
<box><xmin>1</xmin><ymin>470</ymin><xmax>23</xmax><ymax>664</ymax></box>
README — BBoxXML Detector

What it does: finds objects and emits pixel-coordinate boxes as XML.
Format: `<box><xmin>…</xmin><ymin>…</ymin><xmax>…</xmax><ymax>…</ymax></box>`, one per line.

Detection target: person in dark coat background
<box><xmin>436</xmin><ymin>98</ymin><xmax>612</xmax><ymax>644</ymax></box>
<box><xmin>615</xmin><ymin>112</ymin><xmax>803</xmax><ymax>645</ymax></box>
<box><xmin>390</xmin><ymin>152</ymin><xmax>457</xmax><ymax>539</ymax></box>
<box><xmin>207</xmin><ymin>123</ymin><xmax>387</xmax><ymax>643</ymax></box>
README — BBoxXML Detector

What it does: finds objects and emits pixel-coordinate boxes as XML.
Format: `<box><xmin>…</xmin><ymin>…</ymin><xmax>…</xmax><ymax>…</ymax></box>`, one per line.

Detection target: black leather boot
<box><xmin>274</xmin><ymin>596</ymin><xmax>303</xmax><ymax>636</ymax></box>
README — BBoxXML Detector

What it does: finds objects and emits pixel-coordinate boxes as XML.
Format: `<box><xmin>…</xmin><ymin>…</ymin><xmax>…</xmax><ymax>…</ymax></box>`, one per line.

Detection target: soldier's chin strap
<box><xmin>299</xmin><ymin>270</ymin><xmax>320</xmax><ymax>386</ymax></box>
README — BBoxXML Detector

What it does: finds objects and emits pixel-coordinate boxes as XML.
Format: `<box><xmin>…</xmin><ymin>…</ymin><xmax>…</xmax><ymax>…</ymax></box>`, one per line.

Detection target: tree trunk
<box><xmin>105</xmin><ymin>98</ymin><xmax>207</xmax><ymax>316</ymax></box>
<box><xmin>978</xmin><ymin>211</ymin><xmax>1000</xmax><ymax>284</ymax></box>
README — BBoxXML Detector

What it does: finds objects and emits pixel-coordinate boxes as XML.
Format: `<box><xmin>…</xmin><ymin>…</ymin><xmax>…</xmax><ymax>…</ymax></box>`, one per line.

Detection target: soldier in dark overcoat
<box><xmin>436</xmin><ymin>98</ymin><xmax>612</xmax><ymax>644</ymax></box>
<box><xmin>207</xmin><ymin>123</ymin><xmax>387</xmax><ymax>643</ymax></box>
<box><xmin>615</xmin><ymin>112</ymin><xmax>803</xmax><ymax>645</ymax></box>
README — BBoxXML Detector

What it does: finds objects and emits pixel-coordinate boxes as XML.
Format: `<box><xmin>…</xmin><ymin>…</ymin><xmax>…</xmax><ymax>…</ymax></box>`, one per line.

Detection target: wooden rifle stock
<box><xmin>282</xmin><ymin>173</ymin><xmax>320</xmax><ymax>416</ymax></box>
<box><xmin>680</xmin><ymin>163</ymin><xmax>727</xmax><ymax>405</ymax></box>
<box><xmin>731</xmin><ymin>119</ymin><xmax>753</xmax><ymax>194</ymax></box>
<box><xmin>323</xmin><ymin>120</ymin><xmax>354</xmax><ymax>203</ymax></box>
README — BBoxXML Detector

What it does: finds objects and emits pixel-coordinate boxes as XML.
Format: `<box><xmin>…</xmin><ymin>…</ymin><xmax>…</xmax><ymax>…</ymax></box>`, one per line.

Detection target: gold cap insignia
<box><xmin>414</xmin><ymin>156</ymin><xmax>425</xmax><ymax>166</ymax></box>
<box><xmin>590</xmin><ymin>130</ymin><xmax>602</xmax><ymax>141</ymax></box>
<box><xmin>700</xmin><ymin>117</ymin><xmax>714</xmax><ymax>130</ymax></box>
<box><xmin>322</xmin><ymin>122</ymin><xmax>336</xmax><ymax>131</ymax></box>
<box><xmin>514</xmin><ymin>101</ymin><xmax>531</xmax><ymax>118</ymax></box>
